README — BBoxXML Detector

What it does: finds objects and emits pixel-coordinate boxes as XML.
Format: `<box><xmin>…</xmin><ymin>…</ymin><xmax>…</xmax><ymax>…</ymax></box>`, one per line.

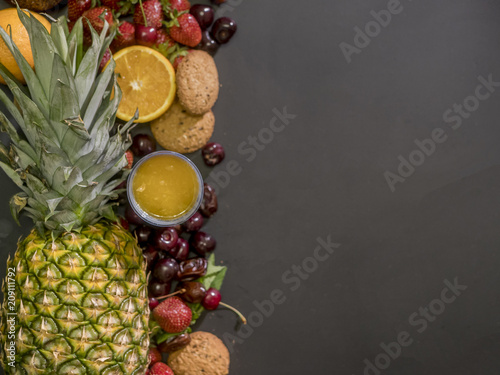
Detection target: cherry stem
<box><xmin>139</xmin><ymin>0</ymin><xmax>148</xmax><ymax>27</ymax></box>
<box><xmin>220</xmin><ymin>302</ymin><xmax>247</xmax><ymax>325</ymax></box>
<box><xmin>157</xmin><ymin>289</ymin><xmax>186</xmax><ymax>300</ymax></box>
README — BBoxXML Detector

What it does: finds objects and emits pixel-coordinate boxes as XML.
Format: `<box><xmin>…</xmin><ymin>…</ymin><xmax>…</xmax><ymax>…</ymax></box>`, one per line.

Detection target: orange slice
<box><xmin>112</xmin><ymin>46</ymin><xmax>176</xmax><ymax>123</ymax></box>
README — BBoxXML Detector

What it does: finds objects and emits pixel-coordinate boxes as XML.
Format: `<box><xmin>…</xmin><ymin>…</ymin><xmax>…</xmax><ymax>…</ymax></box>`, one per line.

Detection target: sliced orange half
<box><xmin>112</xmin><ymin>46</ymin><xmax>176</xmax><ymax>123</ymax></box>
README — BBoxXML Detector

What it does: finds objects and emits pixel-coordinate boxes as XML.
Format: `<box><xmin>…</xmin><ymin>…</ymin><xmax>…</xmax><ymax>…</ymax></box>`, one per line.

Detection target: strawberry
<box><xmin>168</xmin><ymin>13</ymin><xmax>201</xmax><ymax>47</ymax></box>
<box><xmin>168</xmin><ymin>0</ymin><xmax>191</xmax><ymax>12</ymax></box>
<box><xmin>82</xmin><ymin>7</ymin><xmax>114</xmax><ymax>46</ymax></box>
<box><xmin>134</xmin><ymin>0</ymin><xmax>164</xmax><ymax>29</ymax></box>
<box><xmin>99</xmin><ymin>48</ymin><xmax>112</xmax><ymax>71</ymax></box>
<box><xmin>111</xmin><ymin>21</ymin><xmax>136</xmax><ymax>52</ymax></box>
<box><xmin>150</xmin><ymin>363</ymin><xmax>174</xmax><ymax>375</ymax></box>
<box><xmin>125</xmin><ymin>150</ymin><xmax>134</xmax><ymax>169</ymax></box>
<box><xmin>153</xmin><ymin>297</ymin><xmax>192</xmax><ymax>333</ymax></box>
<box><xmin>155</xmin><ymin>28</ymin><xmax>175</xmax><ymax>48</ymax></box>
<box><xmin>101</xmin><ymin>0</ymin><xmax>121</xmax><ymax>12</ymax></box>
<box><xmin>68</xmin><ymin>0</ymin><xmax>92</xmax><ymax>22</ymax></box>
<box><xmin>148</xmin><ymin>347</ymin><xmax>162</xmax><ymax>366</ymax></box>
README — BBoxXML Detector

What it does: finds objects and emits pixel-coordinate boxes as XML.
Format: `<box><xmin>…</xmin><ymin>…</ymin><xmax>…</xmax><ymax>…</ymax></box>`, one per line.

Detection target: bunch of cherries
<box><xmin>190</xmin><ymin>4</ymin><xmax>237</xmax><ymax>56</ymax></box>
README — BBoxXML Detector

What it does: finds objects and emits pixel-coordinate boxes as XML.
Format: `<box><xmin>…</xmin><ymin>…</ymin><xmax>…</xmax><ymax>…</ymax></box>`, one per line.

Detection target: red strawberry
<box><xmin>101</xmin><ymin>0</ymin><xmax>121</xmax><ymax>12</ymax></box>
<box><xmin>133</xmin><ymin>0</ymin><xmax>164</xmax><ymax>29</ymax></box>
<box><xmin>148</xmin><ymin>347</ymin><xmax>162</xmax><ymax>366</ymax></box>
<box><xmin>168</xmin><ymin>13</ymin><xmax>201</xmax><ymax>47</ymax></box>
<box><xmin>82</xmin><ymin>7</ymin><xmax>114</xmax><ymax>46</ymax></box>
<box><xmin>68</xmin><ymin>0</ymin><xmax>92</xmax><ymax>22</ymax></box>
<box><xmin>125</xmin><ymin>150</ymin><xmax>134</xmax><ymax>169</ymax></box>
<box><xmin>99</xmin><ymin>48</ymin><xmax>112</xmax><ymax>71</ymax></box>
<box><xmin>111</xmin><ymin>21</ymin><xmax>136</xmax><ymax>52</ymax></box>
<box><xmin>155</xmin><ymin>28</ymin><xmax>172</xmax><ymax>47</ymax></box>
<box><xmin>150</xmin><ymin>363</ymin><xmax>174</xmax><ymax>375</ymax></box>
<box><xmin>169</xmin><ymin>0</ymin><xmax>191</xmax><ymax>12</ymax></box>
<box><xmin>153</xmin><ymin>297</ymin><xmax>192</xmax><ymax>333</ymax></box>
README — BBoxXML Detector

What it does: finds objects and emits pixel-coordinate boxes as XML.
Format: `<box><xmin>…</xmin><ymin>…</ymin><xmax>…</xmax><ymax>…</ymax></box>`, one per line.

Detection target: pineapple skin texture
<box><xmin>0</xmin><ymin>222</ymin><xmax>150</xmax><ymax>375</ymax></box>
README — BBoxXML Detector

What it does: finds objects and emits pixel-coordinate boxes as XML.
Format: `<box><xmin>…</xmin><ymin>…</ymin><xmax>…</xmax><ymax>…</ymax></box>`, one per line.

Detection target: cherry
<box><xmin>169</xmin><ymin>238</ymin><xmax>190</xmax><ymax>261</ymax></box>
<box><xmin>196</xmin><ymin>30</ymin><xmax>219</xmax><ymax>56</ymax></box>
<box><xmin>202</xmin><ymin>288</ymin><xmax>247</xmax><ymax>323</ymax></box>
<box><xmin>125</xmin><ymin>205</ymin><xmax>145</xmax><ymax>225</ymax></box>
<box><xmin>149</xmin><ymin>297</ymin><xmax>160</xmax><ymax>310</ymax></box>
<box><xmin>202</xmin><ymin>287</ymin><xmax>221</xmax><ymax>310</ymax></box>
<box><xmin>131</xmin><ymin>134</ymin><xmax>156</xmax><ymax>157</ymax></box>
<box><xmin>200</xmin><ymin>183</ymin><xmax>218</xmax><ymax>217</ymax></box>
<box><xmin>149</xmin><ymin>280</ymin><xmax>171</xmax><ymax>297</ymax></box>
<box><xmin>155</xmin><ymin>227</ymin><xmax>179</xmax><ymax>252</ymax></box>
<box><xmin>211</xmin><ymin>17</ymin><xmax>237</xmax><ymax>44</ymax></box>
<box><xmin>182</xmin><ymin>212</ymin><xmax>204</xmax><ymax>232</ymax></box>
<box><xmin>190</xmin><ymin>4</ymin><xmax>214</xmax><ymax>30</ymax></box>
<box><xmin>177</xmin><ymin>281</ymin><xmax>206</xmax><ymax>303</ymax></box>
<box><xmin>153</xmin><ymin>258</ymin><xmax>179</xmax><ymax>283</ymax></box>
<box><xmin>134</xmin><ymin>225</ymin><xmax>153</xmax><ymax>244</ymax></box>
<box><xmin>191</xmin><ymin>231</ymin><xmax>216</xmax><ymax>256</ymax></box>
<box><xmin>136</xmin><ymin>25</ymin><xmax>158</xmax><ymax>47</ymax></box>
<box><xmin>143</xmin><ymin>245</ymin><xmax>159</xmax><ymax>269</ymax></box>
<box><xmin>201</xmin><ymin>142</ymin><xmax>225</xmax><ymax>166</ymax></box>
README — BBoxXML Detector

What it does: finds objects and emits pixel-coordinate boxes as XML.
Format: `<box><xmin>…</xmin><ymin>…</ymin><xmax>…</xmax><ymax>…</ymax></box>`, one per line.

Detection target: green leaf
<box><xmin>82</xmin><ymin>59</ymin><xmax>116</xmax><ymax>128</ymax></box>
<box><xmin>51</xmin><ymin>17</ymin><xmax>70</xmax><ymax>66</ymax></box>
<box><xmin>0</xmin><ymin>61</ymin><xmax>29</xmax><ymax>96</ymax></box>
<box><xmin>0</xmin><ymin>111</ymin><xmax>21</xmax><ymax>145</ymax></box>
<box><xmin>11</xmin><ymin>145</ymin><xmax>36</xmax><ymax>171</ymax></box>
<box><xmin>198</xmin><ymin>253</ymin><xmax>228</xmax><ymax>291</ymax></box>
<box><xmin>49</xmin><ymin>54</ymin><xmax>80</xmax><ymax>127</ymax></box>
<box><xmin>0</xmin><ymin>161</ymin><xmax>23</xmax><ymax>187</ymax></box>
<box><xmin>9</xmin><ymin>193</ymin><xmax>28</xmax><ymax>225</ymax></box>
<box><xmin>67</xmin><ymin>18</ymin><xmax>84</xmax><ymax>74</ymax></box>
<box><xmin>74</xmin><ymin>21</ymin><xmax>109</xmax><ymax>107</ymax></box>
<box><xmin>17</xmin><ymin>7</ymin><xmax>55</xmax><ymax>100</ymax></box>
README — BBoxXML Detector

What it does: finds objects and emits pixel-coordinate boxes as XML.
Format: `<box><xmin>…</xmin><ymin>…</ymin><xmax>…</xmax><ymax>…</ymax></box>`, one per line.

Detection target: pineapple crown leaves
<box><xmin>0</xmin><ymin>6</ymin><xmax>137</xmax><ymax>237</ymax></box>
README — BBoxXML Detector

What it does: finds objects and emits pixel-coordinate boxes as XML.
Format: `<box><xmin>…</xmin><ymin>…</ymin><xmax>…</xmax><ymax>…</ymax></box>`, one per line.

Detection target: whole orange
<box><xmin>0</xmin><ymin>8</ymin><xmax>51</xmax><ymax>85</ymax></box>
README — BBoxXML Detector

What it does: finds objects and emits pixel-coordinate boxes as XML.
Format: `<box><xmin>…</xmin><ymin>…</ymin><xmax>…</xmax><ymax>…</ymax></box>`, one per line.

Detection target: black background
<box><xmin>1</xmin><ymin>0</ymin><xmax>500</xmax><ymax>374</ymax></box>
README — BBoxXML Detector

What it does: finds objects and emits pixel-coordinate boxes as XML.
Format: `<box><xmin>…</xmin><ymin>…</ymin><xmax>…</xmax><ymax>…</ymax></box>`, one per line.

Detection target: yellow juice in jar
<box><xmin>132</xmin><ymin>154</ymin><xmax>200</xmax><ymax>220</ymax></box>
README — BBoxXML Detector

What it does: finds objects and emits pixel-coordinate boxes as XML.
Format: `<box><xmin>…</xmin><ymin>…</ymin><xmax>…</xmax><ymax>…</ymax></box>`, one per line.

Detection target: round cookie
<box><xmin>168</xmin><ymin>331</ymin><xmax>230</xmax><ymax>375</ymax></box>
<box><xmin>176</xmin><ymin>50</ymin><xmax>219</xmax><ymax>115</ymax></box>
<box><xmin>151</xmin><ymin>100</ymin><xmax>215</xmax><ymax>154</ymax></box>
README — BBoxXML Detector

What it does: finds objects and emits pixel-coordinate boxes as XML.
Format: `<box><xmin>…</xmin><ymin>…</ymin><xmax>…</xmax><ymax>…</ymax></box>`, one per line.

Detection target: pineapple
<box><xmin>0</xmin><ymin>8</ymin><xmax>149</xmax><ymax>375</ymax></box>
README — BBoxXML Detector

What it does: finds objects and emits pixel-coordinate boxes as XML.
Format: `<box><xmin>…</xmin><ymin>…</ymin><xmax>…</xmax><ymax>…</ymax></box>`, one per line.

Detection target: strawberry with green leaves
<box><xmin>167</xmin><ymin>13</ymin><xmax>201</xmax><ymax>47</ymax></box>
<box><xmin>111</xmin><ymin>21</ymin><xmax>136</xmax><ymax>51</ymax></box>
<box><xmin>155</xmin><ymin>27</ymin><xmax>174</xmax><ymax>47</ymax></box>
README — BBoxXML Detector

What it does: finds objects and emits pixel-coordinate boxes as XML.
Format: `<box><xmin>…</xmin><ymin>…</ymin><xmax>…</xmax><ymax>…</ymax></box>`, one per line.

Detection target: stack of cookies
<box><xmin>151</xmin><ymin>50</ymin><xmax>220</xmax><ymax>154</ymax></box>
